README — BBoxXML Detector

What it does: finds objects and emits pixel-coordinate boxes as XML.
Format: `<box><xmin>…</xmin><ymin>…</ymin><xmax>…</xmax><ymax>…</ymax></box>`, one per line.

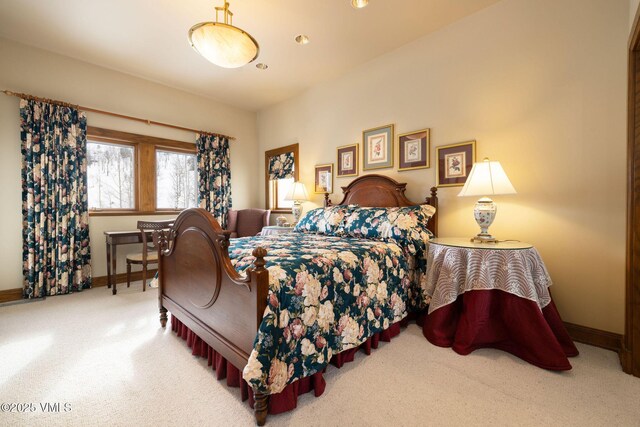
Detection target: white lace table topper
<box><xmin>260</xmin><ymin>226</ymin><xmax>294</xmax><ymax>236</ymax></box>
<box><xmin>424</xmin><ymin>243</ymin><xmax>553</xmax><ymax>314</ymax></box>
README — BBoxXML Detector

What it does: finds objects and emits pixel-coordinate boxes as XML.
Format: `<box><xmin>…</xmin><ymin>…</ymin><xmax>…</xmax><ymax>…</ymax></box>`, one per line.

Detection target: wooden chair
<box><xmin>126</xmin><ymin>220</ymin><xmax>174</xmax><ymax>292</ymax></box>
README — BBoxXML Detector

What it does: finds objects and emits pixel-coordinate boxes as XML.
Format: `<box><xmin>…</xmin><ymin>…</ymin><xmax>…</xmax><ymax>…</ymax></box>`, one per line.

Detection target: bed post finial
<box><xmin>324</xmin><ymin>192</ymin><xmax>332</xmax><ymax>207</ymax></box>
<box><xmin>252</xmin><ymin>247</ymin><xmax>267</xmax><ymax>271</ymax></box>
<box><xmin>426</xmin><ymin>187</ymin><xmax>439</xmax><ymax>237</ymax></box>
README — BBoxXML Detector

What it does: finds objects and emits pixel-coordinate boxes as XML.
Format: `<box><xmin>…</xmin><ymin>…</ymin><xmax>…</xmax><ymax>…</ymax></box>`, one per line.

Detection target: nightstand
<box><xmin>422</xmin><ymin>237</ymin><xmax>578</xmax><ymax>370</ymax></box>
<box><xmin>260</xmin><ymin>225</ymin><xmax>294</xmax><ymax>236</ymax></box>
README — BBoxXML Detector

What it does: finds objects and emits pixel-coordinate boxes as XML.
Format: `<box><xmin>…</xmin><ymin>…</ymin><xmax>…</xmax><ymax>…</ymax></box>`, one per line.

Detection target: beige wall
<box><xmin>0</xmin><ymin>38</ymin><xmax>259</xmax><ymax>289</ymax></box>
<box><xmin>632</xmin><ymin>0</ymin><xmax>639</xmax><ymax>29</ymax></box>
<box><xmin>258</xmin><ymin>0</ymin><xmax>629</xmax><ymax>333</ymax></box>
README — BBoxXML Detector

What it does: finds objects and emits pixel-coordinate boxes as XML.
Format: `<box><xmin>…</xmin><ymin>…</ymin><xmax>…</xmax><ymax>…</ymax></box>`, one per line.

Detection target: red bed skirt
<box><xmin>423</xmin><ymin>290</ymin><xmax>579</xmax><ymax>370</ymax></box>
<box><xmin>171</xmin><ymin>315</ymin><xmax>403</xmax><ymax>415</ymax></box>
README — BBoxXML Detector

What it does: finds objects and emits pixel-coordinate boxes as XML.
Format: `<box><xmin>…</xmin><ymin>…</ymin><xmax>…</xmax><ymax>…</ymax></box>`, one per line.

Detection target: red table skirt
<box><xmin>171</xmin><ymin>315</ymin><xmax>403</xmax><ymax>415</ymax></box>
<box><xmin>423</xmin><ymin>290</ymin><xmax>579</xmax><ymax>370</ymax></box>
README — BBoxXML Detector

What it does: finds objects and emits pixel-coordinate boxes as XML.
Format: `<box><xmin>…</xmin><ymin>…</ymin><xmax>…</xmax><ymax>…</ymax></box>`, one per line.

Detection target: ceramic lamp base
<box><xmin>471</xmin><ymin>197</ymin><xmax>498</xmax><ymax>243</ymax></box>
<box><xmin>292</xmin><ymin>202</ymin><xmax>303</xmax><ymax>224</ymax></box>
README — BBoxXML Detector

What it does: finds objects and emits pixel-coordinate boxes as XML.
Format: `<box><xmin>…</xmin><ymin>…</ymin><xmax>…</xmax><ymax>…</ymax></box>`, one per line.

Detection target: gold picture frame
<box><xmin>436</xmin><ymin>140</ymin><xmax>476</xmax><ymax>187</ymax></box>
<box><xmin>398</xmin><ymin>128</ymin><xmax>430</xmax><ymax>171</ymax></box>
<box><xmin>337</xmin><ymin>143</ymin><xmax>359</xmax><ymax>177</ymax></box>
<box><xmin>362</xmin><ymin>124</ymin><xmax>394</xmax><ymax>171</ymax></box>
<box><xmin>314</xmin><ymin>163</ymin><xmax>334</xmax><ymax>193</ymax></box>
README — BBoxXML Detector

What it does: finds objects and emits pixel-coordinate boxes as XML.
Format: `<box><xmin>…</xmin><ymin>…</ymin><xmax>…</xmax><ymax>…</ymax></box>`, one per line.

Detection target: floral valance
<box><xmin>268</xmin><ymin>151</ymin><xmax>295</xmax><ymax>180</ymax></box>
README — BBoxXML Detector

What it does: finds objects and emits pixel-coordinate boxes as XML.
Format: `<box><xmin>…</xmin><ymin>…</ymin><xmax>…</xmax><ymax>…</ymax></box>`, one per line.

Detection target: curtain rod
<box><xmin>2</xmin><ymin>90</ymin><xmax>235</xmax><ymax>141</ymax></box>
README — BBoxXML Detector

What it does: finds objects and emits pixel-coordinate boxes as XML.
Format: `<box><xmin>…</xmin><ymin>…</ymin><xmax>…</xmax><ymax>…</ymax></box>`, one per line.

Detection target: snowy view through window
<box><xmin>87</xmin><ymin>141</ymin><xmax>135</xmax><ymax>209</ymax></box>
<box><xmin>276</xmin><ymin>178</ymin><xmax>294</xmax><ymax>209</ymax></box>
<box><xmin>156</xmin><ymin>150</ymin><xmax>198</xmax><ymax>209</ymax></box>
<box><xmin>87</xmin><ymin>142</ymin><xmax>198</xmax><ymax>211</ymax></box>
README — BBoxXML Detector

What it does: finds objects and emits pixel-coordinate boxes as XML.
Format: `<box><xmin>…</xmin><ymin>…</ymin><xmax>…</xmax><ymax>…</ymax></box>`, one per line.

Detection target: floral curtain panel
<box><xmin>197</xmin><ymin>133</ymin><xmax>232</xmax><ymax>228</ymax></box>
<box><xmin>268</xmin><ymin>151</ymin><xmax>295</xmax><ymax>180</ymax></box>
<box><xmin>20</xmin><ymin>99</ymin><xmax>92</xmax><ymax>298</ymax></box>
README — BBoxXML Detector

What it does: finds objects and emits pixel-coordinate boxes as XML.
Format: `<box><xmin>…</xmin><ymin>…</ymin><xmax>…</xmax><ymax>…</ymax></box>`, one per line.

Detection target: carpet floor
<box><xmin>1</xmin><ymin>284</ymin><xmax>639</xmax><ymax>427</ymax></box>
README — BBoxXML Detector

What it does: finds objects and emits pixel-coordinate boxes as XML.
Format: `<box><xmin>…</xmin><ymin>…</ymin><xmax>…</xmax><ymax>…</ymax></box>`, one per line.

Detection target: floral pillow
<box><xmin>293</xmin><ymin>205</ymin><xmax>354</xmax><ymax>235</ymax></box>
<box><xmin>342</xmin><ymin>204</ymin><xmax>436</xmax><ymax>254</ymax></box>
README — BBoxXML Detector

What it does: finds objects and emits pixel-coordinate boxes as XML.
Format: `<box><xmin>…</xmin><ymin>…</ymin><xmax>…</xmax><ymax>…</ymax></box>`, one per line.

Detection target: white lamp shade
<box><xmin>189</xmin><ymin>22</ymin><xmax>259</xmax><ymax>69</ymax></box>
<box><xmin>458</xmin><ymin>159</ymin><xmax>516</xmax><ymax>197</ymax></box>
<box><xmin>284</xmin><ymin>182</ymin><xmax>309</xmax><ymax>201</ymax></box>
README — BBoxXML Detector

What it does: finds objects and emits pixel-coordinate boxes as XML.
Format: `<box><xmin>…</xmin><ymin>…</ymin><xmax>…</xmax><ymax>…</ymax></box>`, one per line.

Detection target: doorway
<box><xmin>623</xmin><ymin>6</ymin><xmax>640</xmax><ymax>377</ymax></box>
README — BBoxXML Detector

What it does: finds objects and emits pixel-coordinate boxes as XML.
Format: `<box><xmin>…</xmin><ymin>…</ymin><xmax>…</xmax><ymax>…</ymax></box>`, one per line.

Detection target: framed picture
<box><xmin>314</xmin><ymin>163</ymin><xmax>334</xmax><ymax>193</ymax></box>
<box><xmin>363</xmin><ymin>124</ymin><xmax>394</xmax><ymax>170</ymax></box>
<box><xmin>337</xmin><ymin>144</ymin><xmax>358</xmax><ymax>177</ymax></box>
<box><xmin>436</xmin><ymin>140</ymin><xmax>476</xmax><ymax>187</ymax></box>
<box><xmin>398</xmin><ymin>128</ymin><xmax>430</xmax><ymax>171</ymax></box>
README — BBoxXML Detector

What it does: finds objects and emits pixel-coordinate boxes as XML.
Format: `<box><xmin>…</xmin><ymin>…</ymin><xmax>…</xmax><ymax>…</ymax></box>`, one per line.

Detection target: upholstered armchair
<box><xmin>226</xmin><ymin>208</ymin><xmax>271</xmax><ymax>238</ymax></box>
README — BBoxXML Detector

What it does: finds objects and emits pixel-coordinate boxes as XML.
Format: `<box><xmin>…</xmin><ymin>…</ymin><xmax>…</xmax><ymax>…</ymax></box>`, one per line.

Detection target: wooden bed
<box><xmin>155</xmin><ymin>174</ymin><xmax>438</xmax><ymax>425</ymax></box>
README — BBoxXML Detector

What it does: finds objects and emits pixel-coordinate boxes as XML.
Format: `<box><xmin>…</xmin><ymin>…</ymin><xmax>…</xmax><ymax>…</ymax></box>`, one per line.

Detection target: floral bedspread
<box><xmin>228</xmin><ymin>232</ymin><xmax>424</xmax><ymax>394</ymax></box>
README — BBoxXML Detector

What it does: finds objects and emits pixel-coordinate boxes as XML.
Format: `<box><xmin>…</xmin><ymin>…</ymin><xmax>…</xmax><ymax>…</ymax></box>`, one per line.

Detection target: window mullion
<box><xmin>139</xmin><ymin>144</ymin><xmax>156</xmax><ymax>212</ymax></box>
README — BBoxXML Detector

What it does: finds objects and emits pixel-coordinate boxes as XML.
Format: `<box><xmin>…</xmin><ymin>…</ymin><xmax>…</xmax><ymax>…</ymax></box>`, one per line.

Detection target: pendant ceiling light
<box><xmin>188</xmin><ymin>1</ymin><xmax>259</xmax><ymax>69</ymax></box>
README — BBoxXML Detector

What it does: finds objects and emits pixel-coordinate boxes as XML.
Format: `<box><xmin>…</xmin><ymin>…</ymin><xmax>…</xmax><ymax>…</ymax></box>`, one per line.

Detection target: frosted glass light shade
<box><xmin>284</xmin><ymin>182</ymin><xmax>309</xmax><ymax>202</ymax></box>
<box><xmin>458</xmin><ymin>159</ymin><xmax>516</xmax><ymax>197</ymax></box>
<box><xmin>189</xmin><ymin>22</ymin><xmax>259</xmax><ymax>69</ymax></box>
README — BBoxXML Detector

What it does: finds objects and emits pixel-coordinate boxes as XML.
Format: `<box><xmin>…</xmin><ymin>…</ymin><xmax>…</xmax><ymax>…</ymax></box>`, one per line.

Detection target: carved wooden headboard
<box><xmin>324</xmin><ymin>174</ymin><xmax>438</xmax><ymax>236</ymax></box>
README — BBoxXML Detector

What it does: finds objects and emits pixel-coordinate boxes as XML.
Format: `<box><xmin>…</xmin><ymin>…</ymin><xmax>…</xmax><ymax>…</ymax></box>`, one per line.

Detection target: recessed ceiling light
<box><xmin>256</xmin><ymin>63</ymin><xmax>268</xmax><ymax>70</ymax></box>
<box><xmin>351</xmin><ymin>0</ymin><xmax>369</xmax><ymax>9</ymax></box>
<box><xmin>295</xmin><ymin>34</ymin><xmax>310</xmax><ymax>45</ymax></box>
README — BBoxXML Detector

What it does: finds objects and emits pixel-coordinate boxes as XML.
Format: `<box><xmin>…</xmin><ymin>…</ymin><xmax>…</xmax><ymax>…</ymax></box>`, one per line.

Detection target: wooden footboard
<box><xmin>155</xmin><ymin>208</ymin><xmax>270</xmax><ymax>425</ymax></box>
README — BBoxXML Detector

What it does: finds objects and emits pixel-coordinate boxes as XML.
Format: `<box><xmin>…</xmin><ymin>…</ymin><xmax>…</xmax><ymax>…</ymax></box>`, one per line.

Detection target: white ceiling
<box><xmin>0</xmin><ymin>0</ymin><xmax>501</xmax><ymax>111</ymax></box>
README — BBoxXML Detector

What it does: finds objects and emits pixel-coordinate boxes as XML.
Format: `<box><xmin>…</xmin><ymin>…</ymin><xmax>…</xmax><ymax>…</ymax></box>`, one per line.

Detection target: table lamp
<box><xmin>284</xmin><ymin>182</ymin><xmax>309</xmax><ymax>224</ymax></box>
<box><xmin>457</xmin><ymin>158</ymin><xmax>516</xmax><ymax>243</ymax></box>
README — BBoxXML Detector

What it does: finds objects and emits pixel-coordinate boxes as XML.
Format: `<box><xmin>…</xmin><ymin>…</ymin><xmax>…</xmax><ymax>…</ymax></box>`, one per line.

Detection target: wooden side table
<box><xmin>104</xmin><ymin>219</ymin><xmax>174</xmax><ymax>295</ymax></box>
<box><xmin>104</xmin><ymin>230</ymin><xmax>151</xmax><ymax>294</ymax></box>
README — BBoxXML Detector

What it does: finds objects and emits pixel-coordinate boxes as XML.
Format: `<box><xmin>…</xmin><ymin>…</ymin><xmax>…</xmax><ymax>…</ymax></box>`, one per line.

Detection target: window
<box><xmin>265</xmin><ymin>143</ymin><xmax>299</xmax><ymax>212</ymax></box>
<box><xmin>86</xmin><ymin>127</ymin><xmax>197</xmax><ymax>216</ymax></box>
<box><xmin>268</xmin><ymin>178</ymin><xmax>295</xmax><ymax>210</ymax></box>
<box><xmin>156</xmin><ymin>150</ymin><xmax>198</xmax><ymax>210</ymax></box>
<box><xmin>87</xmin><ymin>141</ymin><xmax>135</xmax><ymax>210</ymax></box>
